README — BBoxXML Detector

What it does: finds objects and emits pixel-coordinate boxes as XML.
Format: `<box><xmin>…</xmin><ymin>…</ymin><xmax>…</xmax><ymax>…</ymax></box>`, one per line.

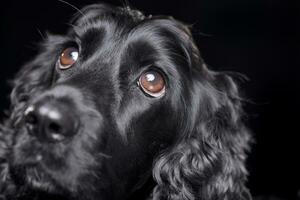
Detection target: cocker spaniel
<box><xmin>0</xmin><ymin>3</ymin><xmax>252</xmax><ymax>200</ymax></box>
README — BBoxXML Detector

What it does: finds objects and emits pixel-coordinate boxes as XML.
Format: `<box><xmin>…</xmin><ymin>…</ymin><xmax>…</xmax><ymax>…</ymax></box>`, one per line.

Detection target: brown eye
<box><xmin>138</xmin><ymin>70</ymin><xmax>166</xmax><ymax>98</ymax></box>
<box><xmin>58</xmin><ymin>47</ymin><xmax>79</xmax><ymax>69</ymax></box>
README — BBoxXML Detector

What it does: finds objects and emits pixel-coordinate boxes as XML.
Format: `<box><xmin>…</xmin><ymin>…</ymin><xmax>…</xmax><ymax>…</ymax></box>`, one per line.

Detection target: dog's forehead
<box><xmin>73</xmin><ymin>4</ymin><xmax>147</xmax><ymax>27</ymax></box>
<box><xmin>68</xmin><ymin>5</ymin><xmax>194</xmax><ymax>75</ymax></box>
<box><xmin>71</xmin><ymin>5</ymin><xmax>186</xmax><ymax>50</ymax></box>
<box><xmin>70</xmin><ymin>8</ymin><xmax>151</xmax><ymax>63</ymax></box>
<box><xmin>72</xmin><ymin>5</ymin><xmax>146</xmax><ymax>37</ymax></box>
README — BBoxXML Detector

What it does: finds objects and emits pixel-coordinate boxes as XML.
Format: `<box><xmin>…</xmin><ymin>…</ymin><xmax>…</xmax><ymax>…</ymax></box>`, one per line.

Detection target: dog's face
<box><xmin>5</xmin><ymin>4</ymin><xmax>251</xmax><ymax>200</ymax></box>
<box><xmin>9</xmin><ymin>4</ymin><xmax>197</xmax><ymax>199</ymax></box>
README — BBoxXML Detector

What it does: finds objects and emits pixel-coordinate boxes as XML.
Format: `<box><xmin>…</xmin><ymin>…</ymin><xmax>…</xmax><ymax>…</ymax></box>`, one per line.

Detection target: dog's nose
<box><xmin>24</xmin><ymin>99</ymin><xmax>79</xmax><ymax>142</ymax></box>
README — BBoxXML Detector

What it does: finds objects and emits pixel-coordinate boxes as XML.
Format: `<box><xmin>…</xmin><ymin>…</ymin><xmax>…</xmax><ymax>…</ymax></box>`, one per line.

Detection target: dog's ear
<box><xmin>151</xmin><ymin>19</ymin><xmax>252</xmax><ymax>200</ymax></box>
<box><xmin>9</xmin><ymin>35</ymin><xmax>65</xmax><ymax>126</ymax></box>
<box><xmin>0</xmin><ymin>125</ymin><xmax>15</xmax><ymax>197</ymax></box>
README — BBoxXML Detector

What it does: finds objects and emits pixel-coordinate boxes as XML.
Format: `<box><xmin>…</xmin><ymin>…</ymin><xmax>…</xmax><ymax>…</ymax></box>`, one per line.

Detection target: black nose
<box><xmin>24</xmin><ymin>98</ymin><xmax>79</xmax><ymax>142</ymax></box>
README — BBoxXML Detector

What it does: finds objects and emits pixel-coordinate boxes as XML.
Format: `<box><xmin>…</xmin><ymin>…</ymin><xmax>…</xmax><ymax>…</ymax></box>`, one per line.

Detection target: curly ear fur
<box><xmin>0</xmin><ymin>125</ymin><xmax>15</xmax><ymax>199</ymax></box>
<box><xmin>150</xmin><ymin>21</ymin><xmax>252</xmax><ymax>200</ymax></box>
<box><xmin>151</xmin><ymin>72</ymin><xmax>251</xmax><ymax>200</ymax></box>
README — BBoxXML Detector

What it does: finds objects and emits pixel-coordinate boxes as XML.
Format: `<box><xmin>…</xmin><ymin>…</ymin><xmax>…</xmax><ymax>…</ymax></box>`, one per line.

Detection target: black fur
<box><xmin>0</xmin><ymin>3</ymin><xmax>252</xmax><ymax>200</ymax></box>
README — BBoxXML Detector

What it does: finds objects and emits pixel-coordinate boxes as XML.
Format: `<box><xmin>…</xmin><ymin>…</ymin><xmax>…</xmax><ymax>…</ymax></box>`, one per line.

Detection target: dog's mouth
<box><xmin>9</xmin><ymin>155</ymin><xmax>59</xmax><ymax>193</ymax></box>
<box><xmin>24</xmin><ymin>165</ymin><xmax>55</xmax><ymax>192</ymax></box>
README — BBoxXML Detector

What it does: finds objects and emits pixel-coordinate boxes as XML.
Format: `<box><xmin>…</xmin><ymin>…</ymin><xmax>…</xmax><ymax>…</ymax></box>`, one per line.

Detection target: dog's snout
<box><xmin>24</xmin><ymin>98</ymin><xmax>79</xmax><ymax>142</ymax></box>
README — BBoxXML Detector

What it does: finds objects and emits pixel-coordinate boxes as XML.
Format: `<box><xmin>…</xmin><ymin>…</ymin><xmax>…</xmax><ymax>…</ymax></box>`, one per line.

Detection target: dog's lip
<box><xmin>14</xmin><ymin>152</ymin><xmax>44</xmax><ymax>166</ymax></box>
<box><xmin>25</xmin><ymin>164</ymin><xmax>55</xmax><ymax>191</ymax></box>
<box><xmin>26</xmin><ymin>165</ymin><xmax>47</xmax><ymax>181</ymax></box>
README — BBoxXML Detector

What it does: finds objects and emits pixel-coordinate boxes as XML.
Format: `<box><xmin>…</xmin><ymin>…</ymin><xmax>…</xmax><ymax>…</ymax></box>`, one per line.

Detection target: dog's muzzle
<box><xmin>24</xmin><ymin>96</ymin><xmax>79</xmax><ymax>143</ymax></box>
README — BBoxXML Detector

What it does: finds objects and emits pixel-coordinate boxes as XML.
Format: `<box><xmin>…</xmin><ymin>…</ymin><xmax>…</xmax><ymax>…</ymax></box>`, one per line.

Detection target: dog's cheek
<box><xmin>49</xmin><ymin>122</ymin><xmax>105</xmax><ymax>192</ymax></box>
<box><xmin>10</xmin><ymin>129</ymin><xmax>33</xmax><ymax>165</ymax></box>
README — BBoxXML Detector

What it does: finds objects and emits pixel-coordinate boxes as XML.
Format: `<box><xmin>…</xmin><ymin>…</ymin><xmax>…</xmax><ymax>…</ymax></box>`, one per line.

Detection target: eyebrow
<box><xmin>76</xmin><ymin>27</ymin><xmax>107</xmax><ymax>60</ymax></box>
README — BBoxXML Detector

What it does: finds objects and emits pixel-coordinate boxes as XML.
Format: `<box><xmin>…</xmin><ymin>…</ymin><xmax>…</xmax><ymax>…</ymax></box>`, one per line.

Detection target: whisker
<box><xmin>120</xmin><ymin>0</ymin><xmax>131</xmax><ymax>9</ymax></box>
<box><xmin>65</xmin><ymin>22</ymin><xmax>79</xmax><ymax>30</ymax></box>
<box><xmin>98</xmin><ymin>152</ymin><xmax>112</xmax><ymax>159</ymax></box>
<box><xmin>36</xmin><ymin>28</ymin><xmax>46</xmax><ymax>40</ymax></box>
<box><xmin>57</xmin><ymin>0</ymin><xmax>87</xmax><ymax>20</ymax></box>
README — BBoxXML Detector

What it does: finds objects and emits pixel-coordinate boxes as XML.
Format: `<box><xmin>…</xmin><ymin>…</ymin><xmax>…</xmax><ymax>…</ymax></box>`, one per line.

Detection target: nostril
<box><xmin>24</xmin><ymin>108</ymin><xmax>39</xmax><ymax>135</ymax></box>
<box><xmin>47</xmin><ymin>122</ymin><xmax>66</xmax><ymax>142</ymax></box>
<box><xmin>25</xmin><ymin>112</ymin><xmax>38</xmax><ymax>125</ymax></box>
<box><xmin>48</xmin><ymin>122</ymin><xmax>62</xmax><ymax>134</ymax></box>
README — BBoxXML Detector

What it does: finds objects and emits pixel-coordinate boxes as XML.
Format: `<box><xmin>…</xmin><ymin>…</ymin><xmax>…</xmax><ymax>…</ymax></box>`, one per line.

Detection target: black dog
<box><xmin>0</xmin><ymin>3</ymin><xmax>252</xmax><ymax>200</ymax></box>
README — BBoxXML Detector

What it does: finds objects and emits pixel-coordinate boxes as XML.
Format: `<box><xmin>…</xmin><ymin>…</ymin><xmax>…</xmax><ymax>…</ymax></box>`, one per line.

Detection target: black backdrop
<box><xmin>0</xmin><ymin>0</ymin><xmax>299</xmax><ymax>199</ymax></box>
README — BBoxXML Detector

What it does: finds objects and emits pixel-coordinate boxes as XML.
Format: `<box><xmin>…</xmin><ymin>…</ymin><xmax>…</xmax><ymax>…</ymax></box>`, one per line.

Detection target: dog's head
<box><xmin>4</xmin><ymin>3</ymin><xmax>251</xmax><ymax>200</ymax></box>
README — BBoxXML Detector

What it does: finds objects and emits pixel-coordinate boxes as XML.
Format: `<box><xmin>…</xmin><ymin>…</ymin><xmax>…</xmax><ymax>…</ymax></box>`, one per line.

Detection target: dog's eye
<box><xmin>138</xmin><ymin>70</ymin><xmax>166</xmax><ymax>98</ymax></box>
<box><xmin>58</xmin><ymin>47</ymin><xmax>79</xmax><ymax>69</ymax></box>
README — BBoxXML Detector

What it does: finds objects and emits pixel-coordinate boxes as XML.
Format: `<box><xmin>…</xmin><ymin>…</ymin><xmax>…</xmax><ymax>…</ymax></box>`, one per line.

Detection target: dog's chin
<box><xmin>24</xmin><ymin>166</ymin><xmax>57</xmax><ymax>193</ymax></box>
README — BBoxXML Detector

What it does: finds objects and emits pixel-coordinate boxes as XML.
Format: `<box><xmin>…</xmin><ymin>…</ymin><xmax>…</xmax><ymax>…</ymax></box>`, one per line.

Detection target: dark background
<box><xmin>0</xmin><ymin>0</ymin><xmax>299</xmax><ymax>199</ymax></box>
